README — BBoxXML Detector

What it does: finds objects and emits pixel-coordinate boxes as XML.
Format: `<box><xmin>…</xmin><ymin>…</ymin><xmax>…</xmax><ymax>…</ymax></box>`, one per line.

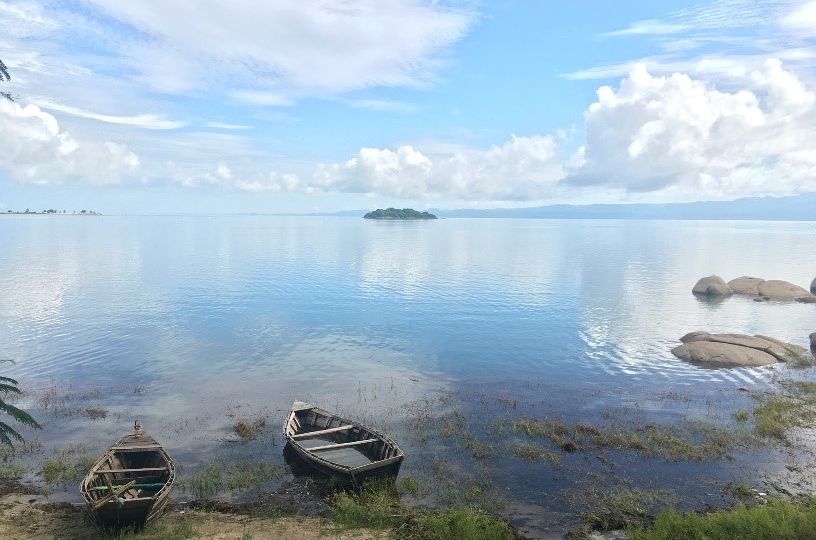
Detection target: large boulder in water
<box><xmin>757</xmin><ymin>280</ymin><xmax>812</xmax><ymax>301</ymax></box>
<box><xmin>811</xmin><ymin>277</ymin><xmax>816</xmax><ymax>295</ymax></box>
<box><xmin>672</xmin><ymin>341</ymin><xmax>777</xmax><ymax>367</ymax></box>
<box><xmin>811</xmin><ymin>333</ymin><xmax>816</xmax><ymax>352</ymax></box>
<box><xmin>672</xmin><ymin>331</ymin><xmax>807</xmax><ymax>367</ymax></box>
<box><xmin>692</xmin><ymin>276</ymin><xmax>732</xmax><ymax>296</ymax></box>
<box><xmin>727</xmin><ymin>276</ymin><xmax>765</xmax><ymax>296</ymax></box>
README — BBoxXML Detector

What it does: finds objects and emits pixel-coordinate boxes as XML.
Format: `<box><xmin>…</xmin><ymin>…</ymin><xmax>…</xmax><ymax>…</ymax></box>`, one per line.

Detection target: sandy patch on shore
<box><xmin>0</xmin><ymin>494</ymin><xmax>384</xmax><ymax>540</ymax></box>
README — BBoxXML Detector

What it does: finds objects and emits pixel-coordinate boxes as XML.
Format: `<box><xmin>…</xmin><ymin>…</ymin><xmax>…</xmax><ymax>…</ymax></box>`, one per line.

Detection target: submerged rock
<box><xmin>757</xmin><ymin>280</ymin><xmax>812</xmax><ymax>301</ymax></box>
<box><xmin>692</xmin><ymin>276</ymin><xmax>732</xmax><ymax>296</ymax></box>
<box><xmin>672</xmin><ymin>331</ymin><xmax>806</xmax><ymax>367</ymax></box>
<box><xmin>727</xmin><ymin>276</ymin><xmax>765</xmax><ymax>295</ymax></box>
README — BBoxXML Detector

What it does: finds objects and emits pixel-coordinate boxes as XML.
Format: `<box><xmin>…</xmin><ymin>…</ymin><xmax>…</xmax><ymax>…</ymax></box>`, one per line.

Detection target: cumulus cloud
<box><xmin>0</xmin><ymin>99</ymin><xmax>139</xmax><ymax>184</ymax></box>
<box><xmin>568</xmin><ymin>59</ymin><xmax>816</xmax><ymax>198</ymax></box>
<box><xmin>311</xmin><ymin>135</ymin><xmax>566</xmax><ymax>200</ymax></box>
<box><xmin>84</xmin><ymin>0</ymin><xmax>474</xmax><ymax>98</ymax></box>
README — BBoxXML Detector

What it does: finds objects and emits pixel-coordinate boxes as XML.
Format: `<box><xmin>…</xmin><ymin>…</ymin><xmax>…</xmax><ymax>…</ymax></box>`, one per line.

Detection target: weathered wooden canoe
<box><xmin>283</xmin><ymin>401</ymin><xmax>404</xmax><ymax>484</ymax></box>
<box><xmin>80</xmin><ymin>423</ymin><xmax>175</xmax><ymax>528</ymax></box>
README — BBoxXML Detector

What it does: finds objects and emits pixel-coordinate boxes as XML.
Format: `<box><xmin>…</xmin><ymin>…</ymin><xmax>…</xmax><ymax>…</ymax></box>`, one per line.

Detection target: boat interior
<box><xmin>84</xmin><ymin>447</ymin><xmax>171</xmax><ymax>505</ymax></box>
<box><xmin>287</xmin><ymin>406</ymin><xmax>402</xmax><ymax>468</ymax></box>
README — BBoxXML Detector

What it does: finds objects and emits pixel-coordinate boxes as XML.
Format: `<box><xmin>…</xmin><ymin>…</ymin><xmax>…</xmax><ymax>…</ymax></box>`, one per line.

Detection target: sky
<box><xmin>1</xmin><ymin>0</ymin><xmax>815</xmax><ymax>214</ymax></box>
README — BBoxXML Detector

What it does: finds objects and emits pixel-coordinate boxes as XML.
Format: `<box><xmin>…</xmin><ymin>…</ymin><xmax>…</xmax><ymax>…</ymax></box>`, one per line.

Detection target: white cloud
<box><xmin>311</xmin><ymin>135</ymin><xmax>566</xmax><ymax>200</ymax></box>
<box><xmin>0</xmin><ymin>99</ymin><xmax>139</xmax><ymax>184</ymax></box>
<box><xmin>346</xmin><ymin>99</ymin><xmax>416</xmax><ymax>112</ymax></box>
<box><xmin>84</xmin><ymin>0</ymin><xmax>474</xmax><ymax>99</ymax></box>
<box><xmin>781</xmin><ymin>1</ymin><xmax>816</xmax><ymax>34</ymax></box>
<box><xmin>36</xmin><ymin>99</ymin><xmax>186</xmax><ymax>129</ymax></box>
<box><xmin>229</xmin><ymin>90</ymin><xmax>293</xmax><ymax>107</ymax></box>
<box><xmin>567</xmin><ymin>60</ymin><xmax>816</xmax><ymax>198</ymax></box>
<box><xmin>205</xmin><ymin>121</ymin><xmax>251</xmax><ymax>130</ymax></box>
<box><xmin>603</xmin><ymin>19</ymin><xmax>690</xmax><ymax>37</ymax></box>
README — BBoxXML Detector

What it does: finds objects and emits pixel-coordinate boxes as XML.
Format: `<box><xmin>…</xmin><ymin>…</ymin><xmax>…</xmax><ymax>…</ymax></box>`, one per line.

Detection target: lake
<box><xmin>1</xmin><ymin>216</ymin><xmax>814</xmax><ymax>537</ymax></box>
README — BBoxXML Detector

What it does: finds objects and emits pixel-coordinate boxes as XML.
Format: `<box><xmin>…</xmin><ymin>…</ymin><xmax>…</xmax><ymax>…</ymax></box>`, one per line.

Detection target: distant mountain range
<box><xmin>326</xmin><ymin>193</ymin><xmax>815</xmax><ymax>220</ymax></box>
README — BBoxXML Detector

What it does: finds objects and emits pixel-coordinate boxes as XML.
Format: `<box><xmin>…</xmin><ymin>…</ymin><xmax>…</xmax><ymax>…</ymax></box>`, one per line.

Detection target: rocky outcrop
<box><xmin>672</xmin><ymin>331</ymin><xmax>807</xmax><ymax>367</ymax></box>
<box><xmin>727</xmin><ymin>276</ymin><xmax>764</xmax><ymax>296</ymax></box>
<box><xmin>811</xmin><ymin>277</ymin><xmax>816</xmax><ymax>295</ymax></box>
<box><xmin>692</xmin><ymin>276</ymin><xmax>732</xmax><ymax>296</ymax></box>
<box><xmin>695</xmin><ymin>275</ymin><xmax>815</xmax><ymax>302</ymax></box>
<box><xmin>757</xmin><ymin>280</ymin><xmax>812</xmax><ymax>301</ymax></box>
<box><xmin>811</xmin><ymin>332</ymin><xmax>816</xmax><ymax>351</ymax></box>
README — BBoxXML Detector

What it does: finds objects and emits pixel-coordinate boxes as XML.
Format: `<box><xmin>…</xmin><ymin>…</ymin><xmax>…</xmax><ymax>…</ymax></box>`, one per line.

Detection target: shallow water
<box><xmin>1</xmin><ymin>216</ymin><xmax>814</xmax><ymax>535</ymax></box>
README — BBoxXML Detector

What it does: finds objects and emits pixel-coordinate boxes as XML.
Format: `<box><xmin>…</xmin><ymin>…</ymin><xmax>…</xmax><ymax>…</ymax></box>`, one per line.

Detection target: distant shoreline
<box><xmin>2</xmin><ymin>211</ymin><xmax>101</xmax><ymax>216</ymax></box>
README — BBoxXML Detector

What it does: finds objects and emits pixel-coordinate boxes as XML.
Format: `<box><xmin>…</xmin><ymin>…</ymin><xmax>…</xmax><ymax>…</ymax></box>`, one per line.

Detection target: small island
<box><xmin>363</xmin><ymin>208</ymin><xmax>437</xmax><ymax>220</ymax></box>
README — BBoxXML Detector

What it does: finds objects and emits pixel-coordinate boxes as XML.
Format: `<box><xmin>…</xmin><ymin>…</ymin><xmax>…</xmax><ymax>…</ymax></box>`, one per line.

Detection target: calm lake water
<box><xmin>1</xmin><ymin>216</ymin><xmax>815</xmax><ymax>536</ymax></box>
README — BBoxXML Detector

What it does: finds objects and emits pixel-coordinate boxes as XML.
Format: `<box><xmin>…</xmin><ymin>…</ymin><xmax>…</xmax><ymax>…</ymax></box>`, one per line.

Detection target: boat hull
<box><xmin>283</xmin><ymin>402</ymin><xmax>404</xmax><ymax>484</ymax></box>
<box><xmin>81</xmin><ymin>425</ymin><xmax>175</xmax><ymax>528</ymax></box>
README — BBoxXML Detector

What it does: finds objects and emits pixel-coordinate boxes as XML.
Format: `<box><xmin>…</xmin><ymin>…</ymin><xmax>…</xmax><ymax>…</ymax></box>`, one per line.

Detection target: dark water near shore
<box><xmin>1</xmin><ymin>216</ymin><xmax>814</xmax><ymax>537</ymax></box>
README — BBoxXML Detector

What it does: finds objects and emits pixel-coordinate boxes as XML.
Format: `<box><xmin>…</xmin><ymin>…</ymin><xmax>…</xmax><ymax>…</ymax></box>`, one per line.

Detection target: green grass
<box><xmin>728</xmin><ymin>482</ymin><xmax>755</xmax><ymax>499</ymax></box>
<box><xmin>753</xmin><ymin>381</ymin><xmax>816</xmax><ymax>440</ymax></box>
<box><xmin>510</xmin><ymin>442</ymin><xmax>560</xmax><ymax>463</ymax></box>
<box><xmin>408</xmin><ymin>509</ymin><xmax>515</xmax><ymax>540</ymax></box>
<box><xmin>0</xmin><ymin>461</ymin><xmax>24</xmax><ymax>478</ymax></box>
<box><xmin>113</xmin><ymin>517</ymin><xmax>197</xmax><ymax>539</ymax></box>
<box><xmin>628</xmin><ymin>498</ymin><xmax>816</xmax><ymax>540</ymax></box>
<box><xmin>40</xmin><ymin>446</ymin><xmax>95</xmax><ymax>486</ymax></box>
<box><xmin>183</xmin><ymin>458</ymin><xmax>282</xmax><ymax>499</ymax></box>
<box><xmin>330</xmin><ymin>478</ymin><xmax>514</xmax><ymax>538</ymax></box>
<box><xmin>734</xmin><ymin>410</ymin><xmax>750</xmax><ymax>422</ymax></box>
<box><xmin>580</xmin><ymin>487</ymin><xmax>667</xmax><ymax>531</ymax></box>
<box><xmin>331</xmin><ymin>479</ymin><xmax>402</xmax><ymax>529</ymax></box>
<box><xmin>512</xmin><ymin>417</ymin><xmax>742</xmax><ymax>461</ymax></box>
<box><xmin>398</xmin><ymin>475</ymin><xmax>423</xmax><ymax>497</ymax></box>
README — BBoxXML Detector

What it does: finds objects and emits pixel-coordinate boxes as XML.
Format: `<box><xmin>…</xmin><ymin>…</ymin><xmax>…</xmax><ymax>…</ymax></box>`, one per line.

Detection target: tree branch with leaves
<box><xmin>1</xmin><ymin>57</ymin><xmax>13</xmax><ymax>102</ymax></box>
<box><xmin>0</xmin><ymin>360</ymin><xmax>41</xmax><ymax>446</ymax></box>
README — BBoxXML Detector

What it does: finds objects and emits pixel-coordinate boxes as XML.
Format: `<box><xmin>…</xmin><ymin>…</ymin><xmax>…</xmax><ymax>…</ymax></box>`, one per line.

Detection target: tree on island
<box><xmin>363</xmin><ymin>208</ymin><xmax>437</xmax><ymax>220</ymax></box>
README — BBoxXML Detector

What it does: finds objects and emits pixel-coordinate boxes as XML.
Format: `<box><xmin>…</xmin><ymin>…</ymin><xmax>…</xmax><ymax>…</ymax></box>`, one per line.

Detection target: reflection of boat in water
<box><xmin>283</xmin><ymin>401</ymin><xmax>404</xmax><ymax>484</ymax></box>
<box><xmin>80</xmin><ymin>423</ymin><xmax>175</xmax><ymax>528</ymax></box>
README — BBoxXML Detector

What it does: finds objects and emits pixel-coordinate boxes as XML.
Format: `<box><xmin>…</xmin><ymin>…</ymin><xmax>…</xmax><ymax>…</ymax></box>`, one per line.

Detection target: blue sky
<box><xmin>1</xmin><ymin>0</ymin><xmax>815</xmax><ymax>213</ymax></box>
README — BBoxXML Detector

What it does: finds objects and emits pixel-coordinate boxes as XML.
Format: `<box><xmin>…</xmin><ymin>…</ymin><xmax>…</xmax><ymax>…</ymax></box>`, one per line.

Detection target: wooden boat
<box><xmin>283</xmin><ymin>401</ymin><xmax>404</xmax><ymax>484</ymax></box>
<box><xmin>80</xmin><ymin>422</ymin><xmax>175</xmax><ymax>527</ymax></box>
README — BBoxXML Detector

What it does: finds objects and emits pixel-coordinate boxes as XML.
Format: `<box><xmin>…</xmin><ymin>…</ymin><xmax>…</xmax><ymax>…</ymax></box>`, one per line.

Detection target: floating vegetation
<box><xmin>232</xmin><ymin>416</ymin><xmax>267</xmax><ymax>442</ymax></box>
<box><xmin>40</xmin><ymin>445</ymin><xmax>95</xmax><ymax>487</ymax></box>
<box><xmin>84</xmin><ymin>406</ymin><xmax>108</xmax><ymax>420</ymax></box>
<box><xmin>182</xmin><ymin>458</ymin><xmax>282</xmax><ymax>499</ymax></box>
<box><xmin>511</xmin><ymin>417</ymin><xmax>751</xmax><ymax>461</ymax></box>
<box><xmin>753</xmin><ymin>379</ymin><xmax>816</xmax><ymax>440</ymax></box>
<box><xmin>727</xmin><ymin>482</ymin><xmax>756</xmax><ymax>500</ymax></box>
<box><xmin>573</xmin><ymin>485</ymin><xmax>674</xmax><ymax>534</ymax></box>
<box><xmin>510</xmin><ymin>442</ymin><xmax>560</xmax><ymax>463</ymax></box>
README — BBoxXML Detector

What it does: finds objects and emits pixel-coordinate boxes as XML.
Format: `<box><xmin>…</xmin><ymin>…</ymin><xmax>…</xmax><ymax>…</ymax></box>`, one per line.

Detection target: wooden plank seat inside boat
<box><xmin>81</xmin><ymin>424</ymin><xmax>176</xmax><ymax>527</ymax></box>
<box><xmin>283</xmin><ymin>402</ymin><xmax>404</xmax><ymax>479</ymax></box>
<box><xmin>86</xmin><ymin>453</ymin><xmax>171</xmax><ymax>502</ymax></box>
